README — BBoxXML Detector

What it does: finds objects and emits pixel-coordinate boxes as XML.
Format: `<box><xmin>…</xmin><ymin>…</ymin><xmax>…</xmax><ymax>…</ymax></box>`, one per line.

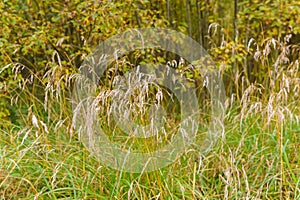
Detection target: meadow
<box><xmin>1</xmin><ymin>0</ymin><xmax>299</xmax><ymax>199</ymax></box>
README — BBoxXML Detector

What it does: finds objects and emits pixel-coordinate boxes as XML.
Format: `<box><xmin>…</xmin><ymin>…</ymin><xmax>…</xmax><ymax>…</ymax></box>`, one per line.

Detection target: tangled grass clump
<box><xmin>1</xmin><ymin>0</ymin><xmax>300</xmax><ymax>197</ymax></box>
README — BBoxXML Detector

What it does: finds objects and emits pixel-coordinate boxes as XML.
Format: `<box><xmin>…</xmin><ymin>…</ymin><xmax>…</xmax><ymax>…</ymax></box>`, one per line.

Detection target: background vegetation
<box><xmin>0</xmin><ymin>0</ymin><xmax>299</xmax><ymax>199</ymax></box>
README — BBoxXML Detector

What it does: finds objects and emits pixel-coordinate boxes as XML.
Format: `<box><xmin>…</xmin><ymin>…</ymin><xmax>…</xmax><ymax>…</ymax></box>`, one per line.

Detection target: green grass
<box><xmin>1</xmin><ymin>107</ymin><xmax>299</xmax><ymax>199</ymax></box>
<box><xmin>1</xmin><ymin>48</ymin><xmax>299</xmax><ymax>199</ymax></box>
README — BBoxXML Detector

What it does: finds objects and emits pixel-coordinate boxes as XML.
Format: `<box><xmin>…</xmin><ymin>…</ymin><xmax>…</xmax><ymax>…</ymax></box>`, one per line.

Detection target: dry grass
<box><xmin>0</xmin><ymin>34</ymin><xmax>300</xmax><ymax>199</ymax></box>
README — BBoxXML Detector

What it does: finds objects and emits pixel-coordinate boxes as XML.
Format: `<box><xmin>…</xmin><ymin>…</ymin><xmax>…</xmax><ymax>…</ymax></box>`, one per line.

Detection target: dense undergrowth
<box><xmin>1</xmin><ymin>0</ymin><xmax>300</xmax><ymax>199</ymax></box>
